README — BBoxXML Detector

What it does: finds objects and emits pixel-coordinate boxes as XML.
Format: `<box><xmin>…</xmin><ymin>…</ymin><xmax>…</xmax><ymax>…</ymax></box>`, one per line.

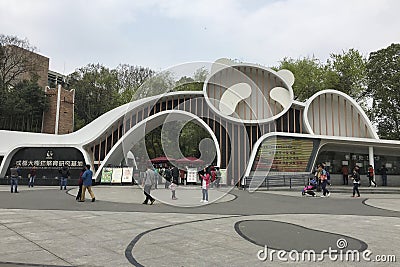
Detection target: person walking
<box><xmin>164</xmin><ymin>167</ymin><xmax>172</xmax><ymax>189</ymax></box>
<box><xmin>210</xmin><ymin>167</ymin><xmax>216</xmax><ymax>188</ymax></box>
<box><xmin>199</xmin><ymin>168</ymin><xmax>211</xmax><ymax>203</ymax></box>
<box><xmin>319</xmin><ymin>165</ymin><xmax>330</xmax><ymax>197</ymax></box>
<box><xmin>76</xmin><ymin>167</ymin><xmax>85</xmax><ymax>201</ymax></box>
<box><xmin>79</xmin><ymin>165</ymin><xmax>95</xmax><ymax>202</ymax></box>
<box><xmin>314</xmin><ymin>164</ymin><xmax>322</xmax><ymax>192</ymax></box>
<box><xmin>351</xmin><ymin>167</ymin><xmax>361</xmax><ymax>197</ymax></box>
<box><xmin>59</xmin><ymin>166</ymin><xmax>70</xmax><ymax>190</ymax></box>
<box><xmin>154</xmin><ymin>167</ymin><xmax>159</xmax><ymax>189</ymax></box>
<box><xmin>10</xmin><ymin>164</ymin><xmax>21</xmax><ymax>193</ymax></box>
<box><xmin>380</xmin><ymin>165</ymin><xmax>388</xmax><ymax>186</ymax></box>
<box><xmin>367</xmin><ymin>165</ymin><xmax>377</xmax><ymax>187</ymax></box>
<box><xmin>341</xmin><ymin>165</ymin><xmax>349</xmax><ymax>185</ymax></box>
<box><xmin>142</xmin><ymin>166</ymin><xmax>155</xmax><ymax>205</ymax></box>
<box><xmin>215</xmin><ymin>167</ymin><xmax>221</xmax><ymax>188</ymax></box>
<box><xmin>28</xmin><ymin>166</ymin><xmax>37</xmax><ymax>188</ymax></box>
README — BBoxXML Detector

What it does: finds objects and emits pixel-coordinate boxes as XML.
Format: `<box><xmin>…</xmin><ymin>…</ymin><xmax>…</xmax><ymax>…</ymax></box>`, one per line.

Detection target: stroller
<box><xmin>302</xmin><ymin>178</ymin><xmax>317</xmax><ymax>197</ymax></box>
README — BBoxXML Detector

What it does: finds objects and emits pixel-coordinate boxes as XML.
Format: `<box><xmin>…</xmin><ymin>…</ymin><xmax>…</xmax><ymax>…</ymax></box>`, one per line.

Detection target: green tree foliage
<box><xmin>132</xmin><ymin>71</ymin><xmax>176</xmax><ymax>101</ymax></box>
<box><xmin>0</xmin><ymin>35</ymin><xmax>47</xmax><ymax>132</ymax></box>
<box><xmin>174</xmin><ymin>67</ymin><xmax>209</xmax><ymax>92</ymax></box>
<box><xmin>276</xmin><ymin>50</ymin><xmax>367</xmax><ymax>102</ymax></box>
<box><xmin>178</xmin><ymin>122</ymin><xmax>211</xmax><ymax>158</ymax></box>
<box><xmin>142</xmin><ymin>121</ymin><xmax>212</xmax><ymax>160</ymax></box>
<box><xmin>71</xmin><ymin>63</ymin><xmax>156</xmax><ymax>129</ymax></box>
<box><xmin>276</xmin><ymin>57</ymin><xmax>326</xmax><ymax>101</ymax></box>
<box><xmin>326</xmin><ymin>49</ymin><xmax>367</xmax><ymax>100</ymax></box>
<box><xmin>0</xmin><ymin>79</ymin><xmax>47</xmax><ymax>132</ymax></box>
<box><xmin>367</xmin><ymin>43</ymin><xmax>400</xmax><ymax>140</ymax></box>
<box><xmin>116</xmin><ymin>64</ymin><xmax>155</xmax><ymax>103</ymax></box>
<box><xmin>70</xmin><ymin>64</ymin><xmax>121</xmax><ymax>130</ymax></box>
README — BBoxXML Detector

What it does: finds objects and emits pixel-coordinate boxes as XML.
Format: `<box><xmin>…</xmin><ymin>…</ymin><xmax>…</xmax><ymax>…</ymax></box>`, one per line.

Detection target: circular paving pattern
<box><xmin>363</xmin><ymin>198</ymin><xmax>400</xmax><ymax>212</ymax></box>
<box><xmin>235</xmin><ymin>220</ymin><xmax>368</xmax><ymax>253</ymax></box>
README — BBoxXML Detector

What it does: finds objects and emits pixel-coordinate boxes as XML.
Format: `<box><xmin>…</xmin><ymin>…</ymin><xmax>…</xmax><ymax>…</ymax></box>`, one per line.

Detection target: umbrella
<box><xmin>175</xmin><ymin>157</ymin><xmax>205</xmax><ymax>165</ymax></box>
<box><xmin>150</xmin><ymin>156</ymin><xmax>176</xmax><ymax>164</ymax></box>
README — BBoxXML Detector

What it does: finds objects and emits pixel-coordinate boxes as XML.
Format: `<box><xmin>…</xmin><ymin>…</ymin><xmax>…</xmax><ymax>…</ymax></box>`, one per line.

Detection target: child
<box><xmin>169</xmin><ymin>181</ymin><xmax>177</xmax><ymax>200</ymax></box>
<box><xmin>199</xmin><ymin>168</ymin><xmax>210</xmax><ymax>203</ymax></box>
<box><xmin>302</xmin><ymin>178</ymin><xmax>317</xmax><ymax>197</ymax></box>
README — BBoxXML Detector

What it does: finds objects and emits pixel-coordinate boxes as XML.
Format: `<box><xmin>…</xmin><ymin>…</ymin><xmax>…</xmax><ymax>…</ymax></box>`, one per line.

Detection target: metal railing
<box><xmin>244</xmin><ymin>173</ymin><xmax>312</xmax><ymax>190</ymax></box>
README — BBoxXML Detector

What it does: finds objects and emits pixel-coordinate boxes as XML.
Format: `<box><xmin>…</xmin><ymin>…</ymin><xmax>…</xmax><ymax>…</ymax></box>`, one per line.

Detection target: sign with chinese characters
<box><xmin>253</xmin><ymin>137</ymin><xmax>319</xmax><ymax>172</ymax></box>
<box><xmin>8</xmin><ymin>147</ymin><xmax>85</xmax><ymax>178</ymax></box>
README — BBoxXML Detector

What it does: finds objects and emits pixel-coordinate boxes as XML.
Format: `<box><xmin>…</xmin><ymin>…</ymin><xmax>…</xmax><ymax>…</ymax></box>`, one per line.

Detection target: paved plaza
<box><xmin>0</xmin><ymin>184</ymin><xmax>399</xmax><ymax>266</ymax></box>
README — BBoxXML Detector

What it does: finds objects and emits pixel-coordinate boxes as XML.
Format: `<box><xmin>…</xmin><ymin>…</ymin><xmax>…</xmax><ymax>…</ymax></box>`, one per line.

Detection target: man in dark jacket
<box><xmin>59</xmin><ymin>166</ymin><xmax>70</xmax><ymax>190</ymax></box>
<box><xmin>164</xmin><ymin>167</ymin><xmax>172</xmax><ymax>188</ymax></box>
<box><xmin>10</xmin><ymin>164</ymin><xmax>21</xmax><ymax>193</ymax></box>
<box><xmin>171</xmin><ymin>166</ymin><xmax>179</xmax><ymax>185</ymax></box>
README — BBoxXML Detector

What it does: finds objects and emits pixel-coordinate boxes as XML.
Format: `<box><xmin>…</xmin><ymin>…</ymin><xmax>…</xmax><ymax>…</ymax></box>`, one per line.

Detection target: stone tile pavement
<box><xmin>0</xmin><ymin>185</ymin><xmax>399</xmax><ymax>266</ymax></box>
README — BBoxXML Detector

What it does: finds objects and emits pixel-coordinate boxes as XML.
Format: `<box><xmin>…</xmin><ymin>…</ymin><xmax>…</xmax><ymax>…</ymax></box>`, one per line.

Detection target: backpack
<box><xmin>326</xmin><ymin>170</ymin><xmax>331</xmax><ymax>180</ymax></box>
<box><xmin>165</xmin><ymin>169</ymin><xmax>172</xmax><ymax>182</ymax></box>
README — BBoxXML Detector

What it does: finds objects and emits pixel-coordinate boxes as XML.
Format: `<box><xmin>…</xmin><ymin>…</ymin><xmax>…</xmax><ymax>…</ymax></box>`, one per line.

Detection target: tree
<box><xmin>276</xmin><ymin>57</ymin><xmax>326</xmax><ymax>101</ymax></box>
<box><xmin>70</xmin><ymin>64</ymin><xmax>121</xmax><ymax>130</ymax></box>
<box><xmin>0</xmin><ymin>34</ymin><xmax>40</xmax><ymax>90</ymax></box>
<box><xmin>174</xmin><ymin>67</ymin><xmax>209</xmax><ymax>92</ymax></box>
<box><xmin>276</xmin><ymin>50</ymin><xmax>368</xmax><ymax>104</ymax></box>
<box><xmin>367</xmin><ymin>43</ymin><xmax>400</xmax><ymax>140</ymax></box>
<box><xmin>116</xmin><ymin>64</ymin><xmax>155</xmax><ymax>103</ymax></box>
<box><xmin>0</xmin><ymin>79</ymin><xmax>47</xmax><ymax>132</ymax></box>
<box><xmin>326</xmin><ymin>49</ymin><xmax>367</xmax><ymax>100</ymax></box>
<box><xmin>0</xmin><ymin>35</ymin><xmax>48</xmax><ymax>132</ymax></box>
<box><xmin>132</xmin><ymin>71</ymin><xmax>176</xmax><ymax>101</ymax></box>
<box><xmin>141</xmin><ymin>121</ymin><xmax>212</xmax><ymax>160</ymax></box>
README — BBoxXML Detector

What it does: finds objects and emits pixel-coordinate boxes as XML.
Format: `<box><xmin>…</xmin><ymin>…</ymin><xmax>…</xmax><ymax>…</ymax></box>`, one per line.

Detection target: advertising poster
<box><xmin>186</xmin><ymin>168</ymin><xmax>198</xmax><ymax>183</ymax></box>
<box><xmin>111</xmin><ymin>168</ymin><xmax>123</xmax><ymax>183</ymax></box>
<box><xmin>253</xmin><ymin>137</ymin><xmax>316</xmax><ymax>172</ymax></box>
<box><xmin>219</xmin><ymin>169</ymin><xmax>227</xmax><ymax>185</ymax></box>
<box><xmin>101</xmin><ymin>168</ymin><xmax>113</xmax><ymax>183</ymax></box>
<box><xmin>122</xmin><ymin>167</ymin><xmax>133</xmax><ymax>183</ymax></box>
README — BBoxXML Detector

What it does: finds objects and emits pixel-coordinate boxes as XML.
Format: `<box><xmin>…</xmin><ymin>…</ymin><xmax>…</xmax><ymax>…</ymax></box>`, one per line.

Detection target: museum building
<box><xmin>1</xmin><ymin>60</ymin><xmax>400</xmax><ymax>186</ymax></box>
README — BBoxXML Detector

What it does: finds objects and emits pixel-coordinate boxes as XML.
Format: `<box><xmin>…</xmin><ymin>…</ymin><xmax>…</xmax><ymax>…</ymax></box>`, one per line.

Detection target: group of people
<box><xmin>314</xmin><ymin>163</ymin><xmax>331</xmax><ymax>197</ymax></box>
<box><xmin>9</xmin><ymin>164</ymin><xmax>37</xmax><ymax>193</ymax></box>
<box><xmin>8</xmin><ymin>164</ymin><xmax>95</xmax><ymax>203</ymax></box>
<box><xmin>141</xmin><ymin>165</ymin><xmax>222</xmax><ymax>205</ymax></box>
<box><xmin>309</xmin><ymin>163</ymin><xmax>386</xmax><ymax>198</ymax></box>
<box><xmin>342</xmin><ymin>164</ymin><xmax>389</xmax><ymax>187</ymax></box>
<box><xmin>75</xmin><ymin>164</ymin><xmax>96</xmax><ymax>202</ymax></box>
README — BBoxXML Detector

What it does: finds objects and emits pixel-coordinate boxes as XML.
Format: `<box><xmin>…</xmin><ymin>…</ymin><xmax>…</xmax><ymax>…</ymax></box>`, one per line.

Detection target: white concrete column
<box><xmin>55</xmin><ymin>84</ymin><xmax>61</xmax><ymax>135</ymax></box>
<box><xmin>369</xmin><ymin>146</ymin><xmax>375</xmax><ymax>181</ymax></box>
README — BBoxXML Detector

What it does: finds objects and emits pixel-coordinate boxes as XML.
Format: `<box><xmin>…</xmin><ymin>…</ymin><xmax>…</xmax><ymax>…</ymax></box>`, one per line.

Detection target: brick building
<box><xmin>3</xmin><ymin>45</ymin><xmax>75</xmax><ymax>134</ymax></box>
<box><xmin>41</xmin><ymin>86</ymin><xmax>75</xmax><ymax>134</ymax></box>
<box><xmin>3</xmin><ymin>45</ymin><xmax>49</xmax><ymax>90</ymax></box>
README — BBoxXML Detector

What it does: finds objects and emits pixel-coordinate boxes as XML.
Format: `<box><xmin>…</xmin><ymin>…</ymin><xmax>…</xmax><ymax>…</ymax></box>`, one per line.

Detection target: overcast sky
<box><xmin>1</xmin><ymin>0</ymin><xmax>399</xmax><ymax>75</ymax></box>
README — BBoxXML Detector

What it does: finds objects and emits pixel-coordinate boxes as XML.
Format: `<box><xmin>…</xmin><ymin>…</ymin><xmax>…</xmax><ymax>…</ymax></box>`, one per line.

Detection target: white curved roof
<box><xmin>303</xmin><ymin>90</ymin><xmax>378</xmax><ymax>139</ymax></box>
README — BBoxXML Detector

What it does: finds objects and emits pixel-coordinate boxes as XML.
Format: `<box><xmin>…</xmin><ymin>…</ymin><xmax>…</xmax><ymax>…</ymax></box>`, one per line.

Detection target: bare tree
<box><xmin>0</xmin><ymin>34</ymin><xmax>42</xmax><ymax>90</ymax></box>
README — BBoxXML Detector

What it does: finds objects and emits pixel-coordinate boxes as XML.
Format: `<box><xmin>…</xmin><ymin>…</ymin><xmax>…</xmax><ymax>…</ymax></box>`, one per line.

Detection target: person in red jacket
<box><xmin>199</xmin><ymin>168</ymin><xmax>210</xmax><ymax>203</ymax></box>
<box><xmin>368</xmin><ymin>165</ymin><xmax>377</xmax><ymax>187</ymax></box>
